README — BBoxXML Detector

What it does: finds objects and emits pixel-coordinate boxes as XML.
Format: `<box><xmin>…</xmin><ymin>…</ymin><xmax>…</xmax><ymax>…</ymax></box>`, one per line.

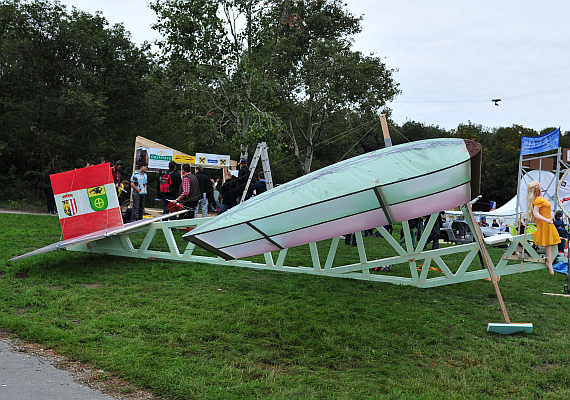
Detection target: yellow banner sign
<box><xmin>173</xmin><ymin>154</ymin><xmax>195</xmax><ymax>164</ymax></box>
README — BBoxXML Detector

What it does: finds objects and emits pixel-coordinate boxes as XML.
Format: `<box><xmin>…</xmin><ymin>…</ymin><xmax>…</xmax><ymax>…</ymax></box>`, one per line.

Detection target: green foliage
<box><xmin>272</xmin><ymin>0</ymin><xmax>400</xmax><ymax>174</ymax></box>
<box><xmin>455</xmin><ymin>123</ymin><xmax>542</xmax><ymax>205</ymax></box>
<box><xmin>1</xmin><ymin>0</ymin><xmax>567</xmax><ymax>209</ymax></box>
<box><xmin>150</xmin><ymin>0</ymin><xmax>400</xmax><ymax>173</ymax></box>
<box><xmin>0</xmin><ymin>0</ymin><xmax>154</xmax><ymax>199</ymax></box>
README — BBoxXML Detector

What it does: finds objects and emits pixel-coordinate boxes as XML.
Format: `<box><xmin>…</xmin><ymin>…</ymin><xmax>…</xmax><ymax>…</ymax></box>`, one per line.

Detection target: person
<box><xmin>250</xmin><ymin>172</ymin><xmax>267</xmax><ymax>196</ymax></box>
<box><xmin>527</xmin><ymin>180</ymin><xmax>560</xmax><ymax>274</ymax></box>
<box><xmin>212</xmin><ymin>188</ymin><xmax>221</xmax><ymax>212</ymax></box>
<box><xmin>498</xmin><ymin>217</ymin><xmax>509</xmax><ymax>233</ymax></box>
<box><xmin>480</xmin><ymin>217</ymin><xmax>488</xmax><ymax>227</ymax></box>
<box><xmin>111</xmin><ymin>160</ymin><xmax>123</xmax><ymax>190</ymax></box>
<box><xmin>96</xmin><ymin>156</ymin><xmax>106</xmax><ymax>164</ymax></box>
<box><xmin>491</xmin><ymin>219</ymin><xmax>499</xmax><ymax>227</ymax></box>
<box><xmin>194</xmin><ymin>166</ymin><xmax>213</xmax><ymax>218</ymax></box>
<box><xmin>554</xmin><ymin>210</ymin><xmax>570</xmax><ymax>253</ymax></box>
<box><xmin>218</xmin><ymin>172</ymin><xmax>236</xmax><ymax>215</ymax></box>
<box><xmin>118</xmin><ymin>180</ymin><xmax>130</xmax><ymax>200</ymax></box>
<box><xmin>426</xmin><ymin>211</ymin><xmax>444</xmax><ymax>250</ymax></box>
<box><xmin>398</xmin><ymin>217</ymin><xmax>422</xmax><ymax>247</ymax></box>
<box><xmin>130</xmin><ymin>162</ymin><xmax>148</xmax><ymax>221</ymax></box>
<box><xmin>375</xmin><ymin>224</ymin><xmax>393</xmax><ymax>238</ymax></box>
<box><xmin>176</xmin><ymin>164</ymin><xmax>200</xmax><ymax>220</ymax></box>
<box><xmin>232</xmin><ymin>158</ymin><xmax>251</xmax><ymax>204</ymax></box>
<box><xmin>43</xmin><ymin>166</ymin><xmax>57</xmax><ymax>214</ymax></box>
<box><xmin>209</xmin><ymin>179</ymin><xmax>218</xmax><ymax>212</ymax></box>
<box><xmin>517</xmin><ymin>220</ymin><xmax>526</xmax><ymax>235</ymax></box>
<box><xmin>159</xmin><ymin>161</ymin><xmax>182</xmax><ymax>219</ymax></box>
<box><xmin>344</xmin><ymin>233</ymin><xmax>357</xmax><ymax>246</ymax></box>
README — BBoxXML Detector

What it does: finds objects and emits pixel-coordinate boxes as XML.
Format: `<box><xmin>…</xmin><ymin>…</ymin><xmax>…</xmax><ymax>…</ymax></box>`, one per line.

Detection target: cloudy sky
<box><xmin>59</xmin><ymin>0</ymin><xmax>570</xmax><ymax>132</ymax></box>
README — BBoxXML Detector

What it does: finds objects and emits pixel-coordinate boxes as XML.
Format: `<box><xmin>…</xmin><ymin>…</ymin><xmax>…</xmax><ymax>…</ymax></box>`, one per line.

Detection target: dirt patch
<box><xmin>0</xmin><ymin>329</ymin><xmax>161</xmax><ymax>400</ymax></box>
<box><xmin>245</xmin><ymin>275</ymin><xmax>271</xmax><ymax>281</ymax></box>
<box><xmin>15</xmin><ymin>271</ymin><xmax>29</xmax><ymax>279</ymax></box>
<box><xmin>85</xmin><ymin>283</ymin><xmax>102</xmax><ymax>289</ymax></box>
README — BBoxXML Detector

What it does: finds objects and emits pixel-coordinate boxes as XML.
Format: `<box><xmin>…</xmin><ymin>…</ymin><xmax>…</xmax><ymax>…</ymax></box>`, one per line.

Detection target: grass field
<box><xmin>1</xmin><ymin>213</ymin><xmax>570</xmax><ymax>399</ymax></box>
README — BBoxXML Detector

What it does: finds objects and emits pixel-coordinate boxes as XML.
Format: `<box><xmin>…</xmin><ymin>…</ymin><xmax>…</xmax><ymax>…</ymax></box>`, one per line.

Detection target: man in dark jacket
<box><xmin>159</xmin><ymin>161</ymin><xmax>182</xmax><ymax>219</ymax></box>
<box><xmin>194</xmin><ymin>166</ymin><xmax>213</xmax><ymax>218</ymax></box>
<box><xmin>250</xmin><ymin>172</ymin><xmax>267</xmax><ymax>197</ymax></box>
<box><xmin>218</xmin><ymin>172</ymin><xmax>236</xmax><ymax>215</ymax></box>
<box><xmin>231</xmin><ymin>158</ymin><xmax>251</xmax><ymax>204</ymax></box>
<box><xmin>176</xmin><ymin>163</ymin><xmax>200</xmax><ymax>219</ymax></box>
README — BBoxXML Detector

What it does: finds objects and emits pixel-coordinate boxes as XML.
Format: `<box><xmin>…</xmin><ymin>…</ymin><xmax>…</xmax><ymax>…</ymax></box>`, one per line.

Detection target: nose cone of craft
<box><xmin>464</xmin><ymin>139</ymin><xmax>482</xmax><ymax>200</ymax></box>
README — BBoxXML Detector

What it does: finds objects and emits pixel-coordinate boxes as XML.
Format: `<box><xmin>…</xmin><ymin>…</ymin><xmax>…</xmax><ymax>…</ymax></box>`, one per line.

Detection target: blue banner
<box><xmin>520</xmin><ymin>128</ymin><xmax>560</xmax><ymax>155</ymax></box>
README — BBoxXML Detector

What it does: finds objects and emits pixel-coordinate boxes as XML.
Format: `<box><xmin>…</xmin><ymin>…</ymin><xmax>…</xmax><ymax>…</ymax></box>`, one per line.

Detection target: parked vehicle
<box><xmin>441</xmin><ymin>220</ymin><xmax>505</xmax><ymax>244</ymax></box>
<box><xmin>440</xmin><ymin>220</ymin><xmax>474</xmax><ymax>244</ymax></box>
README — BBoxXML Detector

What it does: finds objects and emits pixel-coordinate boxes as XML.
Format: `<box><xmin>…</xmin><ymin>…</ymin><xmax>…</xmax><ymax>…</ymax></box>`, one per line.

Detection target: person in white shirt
<box><xmin>130</xmin><ymin>162</ymin><xmax>148</xmax><ymax>221</ymax></box>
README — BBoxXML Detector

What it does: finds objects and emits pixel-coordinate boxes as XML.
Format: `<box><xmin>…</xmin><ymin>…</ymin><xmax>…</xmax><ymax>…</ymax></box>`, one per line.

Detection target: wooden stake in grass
<box><xmin>464</xmin><ymin>203</ymin><xmax>510</xmax><ymax>324</ymax></box>
<box><xmin>466</xmin><ymin>203</ymin><xmax>531</xmax><ymax>334</ymax></box>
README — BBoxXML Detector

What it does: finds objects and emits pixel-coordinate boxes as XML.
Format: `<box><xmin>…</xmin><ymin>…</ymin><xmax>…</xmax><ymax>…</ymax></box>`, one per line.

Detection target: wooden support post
<box><xmin>520</xmin><ymin>217</ymin><xmax>527</xmax><ymax>273</ymax></box>
<box><xmin>465</xmin><ymin>203</ymin><xmax>511</xmax><ymax>324</ymax></box>
<box><xmin>379</xmin><ymin>114</ymin><xmax>392</xmax><ymax>148</ymax></box>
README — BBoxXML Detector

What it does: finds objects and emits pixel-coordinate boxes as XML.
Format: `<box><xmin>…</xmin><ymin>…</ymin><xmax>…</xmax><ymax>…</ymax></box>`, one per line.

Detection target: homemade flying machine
<box><xmin>10</xmin><ymin>136</ymin><xmax>548</xmax><ymax>334</ymax></box>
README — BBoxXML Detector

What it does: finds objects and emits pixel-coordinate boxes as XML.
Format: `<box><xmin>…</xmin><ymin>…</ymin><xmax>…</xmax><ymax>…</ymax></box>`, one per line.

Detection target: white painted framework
<box><xmin>65</xmin><ymin>206</ymin><xmax>546</xmax><ymax>288</ymax></box>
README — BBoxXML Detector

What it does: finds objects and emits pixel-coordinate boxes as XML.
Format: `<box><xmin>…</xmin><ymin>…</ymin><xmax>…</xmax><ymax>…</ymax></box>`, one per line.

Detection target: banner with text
<box><xmin>195</xmin><ymin>153</ymin><xmax>230</xmax><ymax>167</ymax></box>
<box><xmin>136</xmin><ymin>147</ymin><xmax>174</xmax><ymax>170</ymax></box>
<box><xmin>520</xmin><ymin>128</ymin><xmax>561</xmax><ymax>155</ymax></box>
<box><xmin>173</xmin><ymin>154</ymin><xmax>196</xmax><ymax>164</ymax></box>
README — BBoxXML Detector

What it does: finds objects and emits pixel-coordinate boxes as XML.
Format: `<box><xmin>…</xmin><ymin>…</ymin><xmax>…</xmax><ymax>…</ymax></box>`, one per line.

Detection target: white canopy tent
<box><xmin>445</xmin><ymin>195</ymin><xmax>520</xmax><ymax>226</ymax></box>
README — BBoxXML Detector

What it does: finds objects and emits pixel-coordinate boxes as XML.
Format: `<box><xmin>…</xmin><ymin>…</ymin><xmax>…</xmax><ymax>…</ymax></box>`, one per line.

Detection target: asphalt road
<box><xmin>0</xmin><ymin>339</ymin><xmax>117</xmax><ymax>400</ymax></box>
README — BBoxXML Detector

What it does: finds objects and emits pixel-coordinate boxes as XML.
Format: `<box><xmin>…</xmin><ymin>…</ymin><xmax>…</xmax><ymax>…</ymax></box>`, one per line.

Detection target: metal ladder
<box><xmin>241</xmin><ymin>142</ymin><xmax>274</xmax><ymax>202</ymax></box>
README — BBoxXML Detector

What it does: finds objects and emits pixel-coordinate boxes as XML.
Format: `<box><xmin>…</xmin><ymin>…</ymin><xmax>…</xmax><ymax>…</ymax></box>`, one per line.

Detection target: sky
<box><xmin>58</xmin><ymin>0</ymin><xmax>570</xmax><ymax>133</ymax></box>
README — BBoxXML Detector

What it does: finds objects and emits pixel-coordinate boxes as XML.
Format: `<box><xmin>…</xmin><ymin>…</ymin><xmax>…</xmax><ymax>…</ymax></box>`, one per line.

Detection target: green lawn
<box><xmin>1</xmin><ymin>213</ymin><xmax>570</xmax><ymax>399</ymax></box>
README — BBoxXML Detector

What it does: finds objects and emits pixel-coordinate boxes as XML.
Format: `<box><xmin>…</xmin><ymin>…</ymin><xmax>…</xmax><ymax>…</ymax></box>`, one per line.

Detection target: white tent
<box><xmin>446</xmin><ymin>168</ymin><xmax>561</xmax><ymax>226</ymax></box>
<box><xmin>445</xmin><ymin>195</ymin><xmax>520</xmax><ymax>226</ymax></box>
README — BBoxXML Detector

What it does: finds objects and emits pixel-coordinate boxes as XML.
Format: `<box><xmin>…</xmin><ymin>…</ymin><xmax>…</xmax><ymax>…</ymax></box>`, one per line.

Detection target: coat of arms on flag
<box><xmin>61</xmin><ymin>193</ymin><xmax>78</xmax><ymax>216</ymax></box>
<box><xmin>88</xmin><ymin>186</ymin><xmax>108</xmax><ymax>211</ymax></box>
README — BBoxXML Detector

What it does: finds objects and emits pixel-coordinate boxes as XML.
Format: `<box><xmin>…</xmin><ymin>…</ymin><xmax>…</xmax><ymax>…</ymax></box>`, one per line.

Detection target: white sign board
<box><xmin>195</xmin><ymin>153</ymin><xmax>230</xmax><ymax>167</ymax></box>
<box><xmin>136</xmin><ymin>147</ymin><xmax>173</xmax><ymax>171</ymax></box>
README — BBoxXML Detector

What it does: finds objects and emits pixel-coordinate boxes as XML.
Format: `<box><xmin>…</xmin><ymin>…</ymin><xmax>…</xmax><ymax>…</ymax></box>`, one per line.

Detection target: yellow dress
<box><xmin>531</xmin><ymin>196</ymin><xmax>560</xmax><ymax>246</ymax></box>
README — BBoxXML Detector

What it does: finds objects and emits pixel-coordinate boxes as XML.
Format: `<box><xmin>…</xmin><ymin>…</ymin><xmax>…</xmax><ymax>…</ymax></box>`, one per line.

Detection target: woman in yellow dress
<box><xmin>527</xmin><ymin>181</ymin><xmax>560</xmax><ymax>274</ymax></box>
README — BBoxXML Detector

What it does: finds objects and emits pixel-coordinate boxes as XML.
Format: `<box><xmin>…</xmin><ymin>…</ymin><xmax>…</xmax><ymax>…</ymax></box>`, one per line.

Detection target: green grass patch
<box><xmin>1</xmin><ymin>214</ymin><xmax>570</xmax><ymax>399</ymax></box>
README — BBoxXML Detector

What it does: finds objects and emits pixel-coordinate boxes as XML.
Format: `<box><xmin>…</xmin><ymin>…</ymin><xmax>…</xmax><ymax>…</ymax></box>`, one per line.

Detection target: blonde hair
<box><xmin>526</xmin><ymin>181</ymin><xmax>540</xmax><ymax>222</ymax></box>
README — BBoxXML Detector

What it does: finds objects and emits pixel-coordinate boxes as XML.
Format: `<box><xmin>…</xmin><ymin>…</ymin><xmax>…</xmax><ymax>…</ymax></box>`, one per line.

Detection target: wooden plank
<box><xmin>465</xmin><ymin>203</ymin><xmax>510</xmax><ymax>324</ymax></box>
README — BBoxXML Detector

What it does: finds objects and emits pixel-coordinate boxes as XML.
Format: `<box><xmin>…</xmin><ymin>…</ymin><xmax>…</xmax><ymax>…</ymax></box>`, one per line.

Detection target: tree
<box><xmin>272</xmin><ymin>0</ymin><xmax>400</xmax><ymax>174</ymax></box>
<box><xmin>150</xmin><ymin>0</ymin><xmax>399</xmax><ymax>172</ymax></box>
<box><xmin>456</xmin><ymin>123</ymin><xmax>540</xmax><ymax>206</ymax></box>
<box><xmin>150</xmin><ymin>0</ymin><xmax>288</xmax><ymax>160</ymax></box>
<box><xmin>0</xmin><ymin>0</ymin><xmax>153</xmax><ymax>198</ymax></box>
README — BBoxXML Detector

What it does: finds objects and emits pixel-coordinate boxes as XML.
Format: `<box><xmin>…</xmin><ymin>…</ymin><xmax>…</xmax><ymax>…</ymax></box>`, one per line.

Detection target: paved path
<box><xmin>0</xmin><ymin>340</ymin><xmax>117</xmax><ymax>400</ymax></box>
<box><xmin>0</xmin><ymin>209</ymin><xmax>56</xmax><ymax>216</ymax></box>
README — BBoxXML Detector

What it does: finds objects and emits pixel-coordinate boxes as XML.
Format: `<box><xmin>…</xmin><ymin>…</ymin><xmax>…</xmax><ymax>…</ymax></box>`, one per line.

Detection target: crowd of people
<box><xmin>42</xmin><ymin>156</ymin><xmax>268</xmax><ymax>223</ymax></box>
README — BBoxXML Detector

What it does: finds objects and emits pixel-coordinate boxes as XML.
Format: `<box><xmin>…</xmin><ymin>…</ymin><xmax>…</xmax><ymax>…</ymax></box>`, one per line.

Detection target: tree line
<box><xmin>1</xmin><ymin>0</ymin><xmax>567</xmax><ymax>209</ymax></box>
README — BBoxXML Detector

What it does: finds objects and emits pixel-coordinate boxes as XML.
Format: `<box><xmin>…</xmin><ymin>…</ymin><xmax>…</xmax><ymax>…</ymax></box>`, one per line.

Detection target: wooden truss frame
<box><xmin>66</xmin><ymin>204</ymin><xmax>547</xmax><ymax>288</ymax></box>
